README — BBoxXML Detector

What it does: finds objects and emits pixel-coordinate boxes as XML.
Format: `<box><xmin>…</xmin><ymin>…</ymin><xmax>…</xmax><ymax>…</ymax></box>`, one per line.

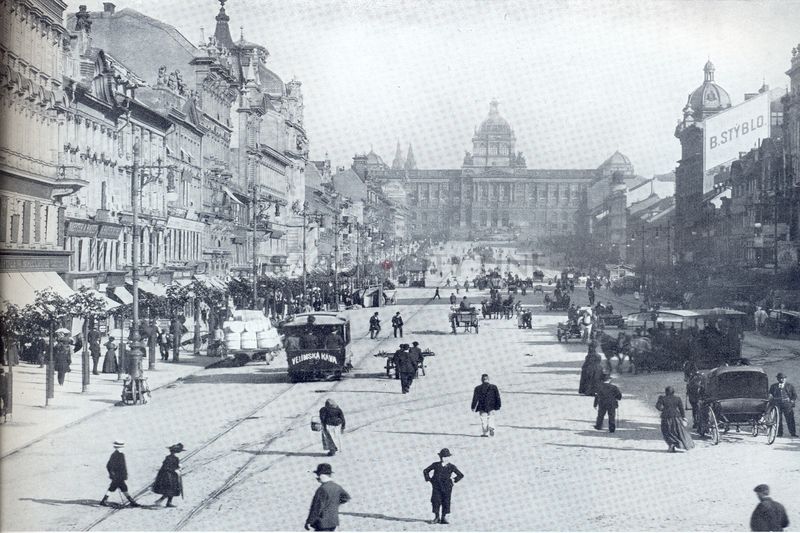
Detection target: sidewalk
<box><xmin>0</xmin><ymin>348</ymin><xmax>216</xmax><ymax>458</ymax></box>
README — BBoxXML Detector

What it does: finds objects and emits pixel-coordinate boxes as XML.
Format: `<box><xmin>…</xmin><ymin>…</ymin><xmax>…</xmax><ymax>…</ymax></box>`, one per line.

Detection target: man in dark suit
<box><xmin>99</xmin><ymin>441</ymin><xmax>140</xmax><ymax>507</ymax></box>
<box><xmin>305</xmin><ymin>463</ymin><xmax>350</xmax><ymax>531</ymax></box>
<box><xmin>392</xmin><ymin>312</ymin><xmax>404</xmax><ymax>338</ymax></box>
<box><xmin>768</xmin><ymin>373</ymin><xmax>797</xmax><ymax>437</ymax></box>
<box><xmin>471</xmin><ymin>374</ymin><xmax>501</xmax><ymax>437</ymax></box>
<box><xmin>409</xmin><ymin>341</ymin><xmax>423</xmax><ymax>376</ymax></box>
<box><xmin>594</xmin><ymin>374</ymin><xmax>622</xmax><ymax>433</ymax></box>
<box><xmin>395</xmin><ymin>344</ymin><xmax>418</xmax><ymax>394</ymax></box>
<box><xmin>750</xmin><ymin>484</ymin><xmax>789</xmax><ymax>531</ymax></box>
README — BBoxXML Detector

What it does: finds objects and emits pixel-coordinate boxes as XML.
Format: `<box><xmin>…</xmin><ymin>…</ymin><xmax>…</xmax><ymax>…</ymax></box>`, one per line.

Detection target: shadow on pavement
<box><xmin>348</xmin><ymin>372</ymin><xmax>391</xmax><ymax>380</ymax></box>
<box><xmin>549</xmin><ymin>442</ymin><xmax>665</xmax><ymax>454</ymax></box>
<box><xmin>379</xmin><ymin>430</ymin><xmax>482</xmax><ymax>438</ymax></box>
<box><xmin>19</xmin><ymin>497</ymin><xmax>106</xmax><ymax>508</ymax></box>
<box><xmin>504</xmin><ymin>390</ymin><xmax>578</xmax><ymax>397</ymax></box>
<box><xmin>341</xmin><ymin>511</ymin><xmax>431</xmax><ymax>524</ymax></box>
<box><xmin>179</xmin><ymin>372</ymin><xmax>287</xmax><ymax>385</ymax></box>
<box><xmin>526</xmin><ymin>360</ymin><xmax>584</xmax><ymax>369</ymax></box>
<box><xmin>517</xmin><ymin>369</ymin><xmax>579</xmax><ymax>376</ymax></box>
<box><xmin>410</xmin><ymin>330</ymin><xmax>452</xmax><ymax>336</ymax></box>
<box><xmin>235</xmin><ymin>449</ymin><xmax>329</xmax><ymax>458</ymax></box>
<box><xmin>90</xmin><ymin>399</ymin><xmax>121</xmax><ymax>404</ymax></box>
<box><xmin>335</xmin><ymin>389</ymin><xmax>398</xmax><ymax>394</ymax></box>
<box><xmin>502</xmin><ymin>425</ymin><xmax>574</xmax><ymax>432</ymax></box>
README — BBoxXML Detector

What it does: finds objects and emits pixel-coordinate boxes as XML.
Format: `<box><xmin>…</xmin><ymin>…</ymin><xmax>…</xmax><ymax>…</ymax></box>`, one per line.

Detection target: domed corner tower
<box><xmin>468</xmin><ymin>100</ymin><xmax>517</xmax><ymax>168</ymax></box>
<box><xmin>673</xmin><ymin>60</ymin><xmax>732</xmax><ymax>262</ymax></box>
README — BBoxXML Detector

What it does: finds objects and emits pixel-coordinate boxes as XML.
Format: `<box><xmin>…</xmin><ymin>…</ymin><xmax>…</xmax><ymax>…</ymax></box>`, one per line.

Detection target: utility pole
<box><xmin>302</xmin><ymin>209</ymin><xmax>307</xmax><ymax>303</ymax></box>
<box><xmin>129</xmin><ymin>139</ymin><xmax>143</xmax><ymax>378</ymax></box>
<box><xmin>252</xmin><ymin>184</ymin><xmax>259</xmax><ymax>307</ymax></box>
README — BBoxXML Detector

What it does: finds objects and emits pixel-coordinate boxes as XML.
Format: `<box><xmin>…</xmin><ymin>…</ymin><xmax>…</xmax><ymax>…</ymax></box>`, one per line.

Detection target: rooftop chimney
<box><xmin>103</xmin><ymin>3</ymin><xmax>115</xmax><ymax>15</ymax></box>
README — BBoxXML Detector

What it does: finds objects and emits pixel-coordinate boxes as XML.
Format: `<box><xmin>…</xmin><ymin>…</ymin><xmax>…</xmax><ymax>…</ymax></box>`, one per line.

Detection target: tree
<box><xmin>68</xmin><ymin>288</ymin><xmax>108</xmax><ymax>392</ymax></box>
<box><xmin>26</xmin><ymin>288</ymin><xmax>72</xmax><ymax>405</ymax></box>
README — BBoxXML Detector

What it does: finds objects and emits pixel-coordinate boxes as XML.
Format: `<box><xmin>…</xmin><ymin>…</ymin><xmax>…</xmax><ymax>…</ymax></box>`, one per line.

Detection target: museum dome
<box><xmin>477</xmin><ymin>100</ymin><xmax>512</xmax><ymax>135</ymax></box>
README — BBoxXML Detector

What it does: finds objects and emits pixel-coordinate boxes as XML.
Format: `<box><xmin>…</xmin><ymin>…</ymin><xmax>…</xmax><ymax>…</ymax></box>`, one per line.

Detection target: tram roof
<box><xmin>282</xmin><ymin>313</ymin><xmax>349</xmax><ymax>327</ymax></box>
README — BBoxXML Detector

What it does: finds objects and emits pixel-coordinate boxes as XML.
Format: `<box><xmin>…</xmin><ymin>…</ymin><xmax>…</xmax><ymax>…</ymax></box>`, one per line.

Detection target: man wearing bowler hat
<box><xmin>750</xmin><ymin>484</ymin><xmax>789</xmax><ymax>531</ymax></box>
<box><xmin>395</xmin><ymin>344</ymin><xmax>418</xmax><ymax>394</ymax></box>
<box><xmin>99</xmin><ymin>441</ymin><xmax>140</xmax><ymax>508</ymax></box>
<box><xmin>768</xmin><ymin>373</ymin><xmax>797</xmax><ymax>437</ymax></box>
<box><xmin>305</xmin><ymin>463</ymin><xmax>350</xmax><ymax>531</ymax></box>
<box><xmin>423</xmin><ymin>448</ymin><xmax>464</xmax><ymax>525</ymax></box>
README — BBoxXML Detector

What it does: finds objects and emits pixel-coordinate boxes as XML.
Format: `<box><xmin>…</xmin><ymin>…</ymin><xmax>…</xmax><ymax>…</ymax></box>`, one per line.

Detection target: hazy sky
<box><xmin>70</xmin><ymin>0</ymin><xmax>800</xmax><ymax>176</ymax></box>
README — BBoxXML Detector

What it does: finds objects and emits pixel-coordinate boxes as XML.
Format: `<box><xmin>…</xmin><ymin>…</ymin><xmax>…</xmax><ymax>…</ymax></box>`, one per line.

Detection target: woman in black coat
<box><xmin>153</xmin><ymin>443</ymin><xmax>184</xmax><ymax>507</ymax></box>
<box><xmin>579</xmin><ymin>344</ymin><xmax>604</xmax><ymax>396</ymax></box>
<box><xmin>54</xmin><ymin>337</ymin><xmax>71</xmax><ymax>386</ymax></box>
<box><xmin>655</xmin><ymin>386</ymin><xmax>695</xmax><ymax>452</ymax></box>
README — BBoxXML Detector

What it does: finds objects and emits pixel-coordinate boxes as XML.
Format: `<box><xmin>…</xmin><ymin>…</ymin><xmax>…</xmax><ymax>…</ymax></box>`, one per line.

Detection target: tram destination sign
<box><xmin>703</xmin><ymin>92</ymin><xmax>770</xmax><ymax>178</ymax></box>
<box><xmin>289</xmin><ymin>351</ymin><xmax>339</xmax><ymax>366</ymax></box>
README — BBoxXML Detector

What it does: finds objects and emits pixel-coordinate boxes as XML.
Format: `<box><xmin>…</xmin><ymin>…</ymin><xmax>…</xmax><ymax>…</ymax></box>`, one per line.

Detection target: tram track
<box><xmin>82</xmin><ymin>299</ymin><xmax>433</xmax><ymax>532</ymax></box>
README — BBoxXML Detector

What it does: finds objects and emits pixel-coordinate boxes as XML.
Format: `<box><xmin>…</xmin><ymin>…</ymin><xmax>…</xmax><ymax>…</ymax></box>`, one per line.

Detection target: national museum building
<box><xmin>366</xmin><ymin>100</ymin><xmax>636</xmax><ymax>241</ymax></box>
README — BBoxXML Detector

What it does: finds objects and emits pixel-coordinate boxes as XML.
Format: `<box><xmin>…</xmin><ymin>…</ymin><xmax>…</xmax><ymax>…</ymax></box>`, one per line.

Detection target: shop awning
<box><xmin>129</xmin><ymin>278</ymin><xmax>169</xmax><ymax>297</ymax></box>
<box><xmin>0</xmin><ymin>271</ymin><xmax>76</xmax><ymax>309</ymax></box>
<box><xmin>194</xmin><ymin>274</ymin><xmax>227</xmax><ymax>291</ymax></box>
<box><xmin>113</xmin><ymin>286</ymin><xmax>134</xmax><ymax>305</ymax></box>
<box><xmin>223</xmin><ymin>186</ymin><xmax>244</xmax><ymax>205</ymax></box>
<box><xmin>85</xmin><ymin>289</ymin><xmax>120</xmax><ymax>311</ymax></box>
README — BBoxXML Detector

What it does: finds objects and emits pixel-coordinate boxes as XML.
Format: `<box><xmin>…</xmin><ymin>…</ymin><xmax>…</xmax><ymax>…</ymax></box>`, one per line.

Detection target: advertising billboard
<box><xmin>703</xmin><ymin>92</ymin><xmax>770</xmax><ymax>175</ymax></box>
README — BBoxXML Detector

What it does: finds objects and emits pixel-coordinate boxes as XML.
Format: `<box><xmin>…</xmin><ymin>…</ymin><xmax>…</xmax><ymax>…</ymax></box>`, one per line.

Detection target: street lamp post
<box><xmin>292</xmin><ymin>201</ymin><xmax>324</xmax><ymax>304</ymax></box>
<box><xmin>250</xmin><ymin>186</ymin><xmax>282</xmax><ymax>309</ymax></box>
<box><xmin>123</xmin><ymin>139</ymin><xmax>175</xmax><ymax>386</ymax></box>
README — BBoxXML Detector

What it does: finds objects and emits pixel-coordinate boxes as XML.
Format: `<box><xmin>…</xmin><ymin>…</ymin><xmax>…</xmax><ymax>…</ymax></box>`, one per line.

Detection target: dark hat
<box><xmin>754</xmin><ymin>484</ymin><xmax>770</xmax><ymax>494</ymax></box>
<box><xmin>400</xmin><ymin>343</ymin><xmax>409</xmax><ymax>349</ymax></box>
<box><xmin>602</xmin><ymin>373</ymin><xmax>611</xmax><ymax>381</ymax></box>
<box><xmin>412</xmin><ymin>341</ymin><xmax>419</xmax><ymax>346</ymax></box>
<box><xmin>113</xmin><ymin>440</ymin><xmax>125</xmax><ymax>448</ymax></box>
<box><xmin>438</xmin><ymin>448</ymin><xmax>452</xmax><ymax>458</ymax></box>
<box><xmin>313</xmin><ymin>463</ymin><xmax>333</xmax><ymax>476</ymax></box>
<box><xmin>168</xmin><ymin>443</ymin><xmax>185</xmax><ymax>453</ymax></box>
<box><xmin>776</xmin><ymin>372</ymin><xmax>786</xmax><ymax>379</ymax></box>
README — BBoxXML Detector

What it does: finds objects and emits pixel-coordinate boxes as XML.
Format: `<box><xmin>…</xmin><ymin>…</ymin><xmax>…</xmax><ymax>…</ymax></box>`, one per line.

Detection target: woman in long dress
<box><xmin>153</xmin><ymin>443</ymin><xmax>184</xmax><ymax>507</ymax></box>
<box><xmin>578</xmin><ymin>344</ymin><xmax>603</xmax><ymax>396</ymax></box>
<box><xmin>319</xmin><ymin>399</ymin><xmax>345</xmax><ymax>456</ymax></box>
<box><xmin>655</xmin><ymin>386</ymin><xmax>695</xmax><ymax>452</ymax></box>
<box><xmin>102</xmin><ymin>337</ymin><xmax>118</xmax><ymax>374</ymax></box>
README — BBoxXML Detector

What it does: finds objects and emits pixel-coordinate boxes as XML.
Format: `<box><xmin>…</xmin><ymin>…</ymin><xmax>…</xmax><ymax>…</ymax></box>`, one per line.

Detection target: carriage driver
<box><xmin>458</xmin><ymin>296</ymin><xmax>472</xmax><ymax>312</ymax></box>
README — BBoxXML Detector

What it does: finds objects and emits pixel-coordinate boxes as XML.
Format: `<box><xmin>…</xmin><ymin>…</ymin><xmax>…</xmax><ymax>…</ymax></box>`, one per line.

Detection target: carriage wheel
<box><xmin>707</xmin><ymin>407</ymin><xmax>719</xmax><ymax>445</ymax></box>
<box><xmin>765</xmin><ymin>405</ymin><xmax>779</xmax><ymax>445</ymax></box>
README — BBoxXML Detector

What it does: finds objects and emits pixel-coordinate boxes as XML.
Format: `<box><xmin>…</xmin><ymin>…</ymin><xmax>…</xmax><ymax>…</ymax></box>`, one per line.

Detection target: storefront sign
<box><xmin>98</xmin><ymin>224</ymin><xmax>122</xmax><ymax>240</ymax></box>
<box><xmin>0</xmin><ymin>250</ymin><xmax>70</xmax><ymax>272</ymax></box>
<box><xmin>66</xmin><ymin>221</ymin><xmax>99</xmax><ymax>237</ymax></box>
<box><xmin>166</xmin><ymin>216</ymin><xmax>206</xmax><ymax>232</ymax></box>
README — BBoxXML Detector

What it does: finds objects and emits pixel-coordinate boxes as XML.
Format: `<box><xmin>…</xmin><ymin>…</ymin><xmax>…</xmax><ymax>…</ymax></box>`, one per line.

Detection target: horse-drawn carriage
<box><xmin>281</xmin><ymin>313</ymin><xmax>353</xmax><ymax>382</ymax></box>
<box><xmin>594</xmin><ymin>303</ymin><xmax>625</xmax><ymax>328</ymax></box>
<box><xmin>545</xmin><ymin>292</ymin><xmax>571</xmax><ymax>312</ymax></box>
<box><xmin>556</xmin><ymin>320</ymin><xmax>582</xmax><ymax>342</ymax></box>
<box><xmin>696</xmin><ymin>366</ymin><xmax>780</xmax><ymax>445</ymax></box>
<box><xmin>621</xmin><ymin>308</ymin><xmax>747</xmax><ymax>372</ymax></box>
<box><xmin>450</xmin><ymin>308</ymin><xmax>480</xmax><ymax>334</ymax></box>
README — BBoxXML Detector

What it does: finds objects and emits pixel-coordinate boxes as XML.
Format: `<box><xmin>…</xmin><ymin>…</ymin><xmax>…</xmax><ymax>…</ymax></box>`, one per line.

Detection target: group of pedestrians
<box><xmin>368</xmin><ymin>311</ymin><xmax>406</xmax><ymax>339</ymax></box>
<box><xmin>392</xmin><ymin>341</ymin><xmax>424</xmax><ymax>394</ymax></box>
<box><xmin>99</xmin><ymin>440</ymin><xmax>185</xmax><ymax>509</ymax></box>
<box><xmin>305</xmin><ymin>374</ymin><xmax>501</xmax><ymax>528</ymax></box>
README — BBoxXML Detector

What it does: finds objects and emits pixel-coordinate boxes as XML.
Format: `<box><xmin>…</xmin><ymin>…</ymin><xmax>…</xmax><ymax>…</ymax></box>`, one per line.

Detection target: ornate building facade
<box><xmin>369</xmin><ymin>101</ymin><xmax>632</xmax><ymax>242</ymax></box>
<box><xmin>0</xmin><ymin>0</ymin><xmax>85</xmax><ymax>287</ymax></box>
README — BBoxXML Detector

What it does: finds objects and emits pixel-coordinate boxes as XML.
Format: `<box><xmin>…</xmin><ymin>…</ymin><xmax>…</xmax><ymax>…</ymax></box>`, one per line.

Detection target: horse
<box><xmin>623</xmin><ymin>334</ymin><xmax>653</xmax><ymax>374</ymax></box>
<box><xmin>597</xmin><ymin>330</ymin><xmax>627</xmax><ymax>373</ymax></box>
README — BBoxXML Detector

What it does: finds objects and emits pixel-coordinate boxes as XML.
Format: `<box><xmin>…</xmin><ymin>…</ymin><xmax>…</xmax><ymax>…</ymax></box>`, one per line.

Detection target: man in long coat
<box><xmin>396</xmin><ymin>344</ymin><xmax>418</xmax><ymax>394</ymax></box>
<box><xmin>305</xmin><ymin>463</ymin><xmax>350</xmax><ymax>531</ymax></box>
<box><xmin>100</xmin><ymin>441</ymin><xmax>140</xmax><ymax>507</ymax></box>
<box><xmin>471</xmin><ymin>374</ymin><xmax>501</xmax><ymax>437</ymax></box>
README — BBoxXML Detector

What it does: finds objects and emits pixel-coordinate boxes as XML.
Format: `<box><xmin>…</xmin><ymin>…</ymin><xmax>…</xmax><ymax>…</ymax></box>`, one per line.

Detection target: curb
<box><xmin>0</xmin><ymin>355</ymin><xmax>216</xmax><ymax>461</ymax></box>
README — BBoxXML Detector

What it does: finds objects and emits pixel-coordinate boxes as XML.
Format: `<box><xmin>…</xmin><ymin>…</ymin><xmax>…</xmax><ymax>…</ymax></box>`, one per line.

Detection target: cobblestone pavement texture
<box><xmin>1</xmin><ymin>284</ymin><xmax>798</xmax><ymax>531</ymax></box>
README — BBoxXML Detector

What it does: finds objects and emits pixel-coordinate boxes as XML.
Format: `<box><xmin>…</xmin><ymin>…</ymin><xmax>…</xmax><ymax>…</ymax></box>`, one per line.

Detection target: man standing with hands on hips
<box><xmin>768</xmin><ymin>372</ymin><xmax>797</xmax><ymax>437</ymax></box>
<box><xmin>471</xmin><ymin>374</ymin><xmax>501</xmax><ymax>437</ymax></box>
